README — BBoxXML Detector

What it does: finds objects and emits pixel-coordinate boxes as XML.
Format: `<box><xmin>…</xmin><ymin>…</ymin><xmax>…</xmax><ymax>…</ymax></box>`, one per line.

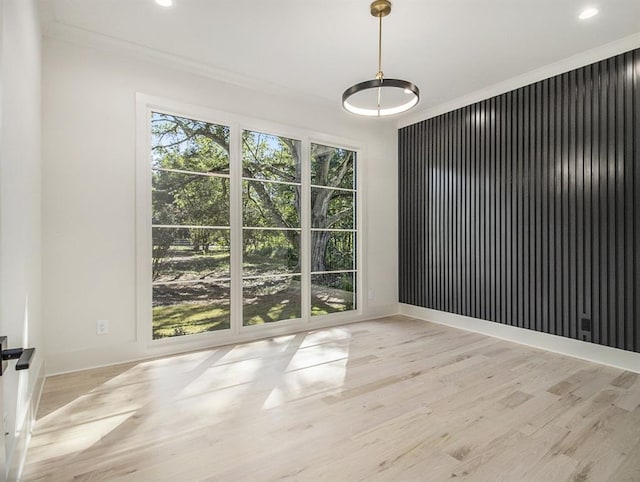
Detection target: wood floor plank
<box><xmin>608</xmin><ymin>439</ymin><xmax>640</xmax><ymax>482</ymax></box>
<box><xmin>22</xmin><ymin>317</ymin><xmax>640</xmax><ymax>481</ymax></box>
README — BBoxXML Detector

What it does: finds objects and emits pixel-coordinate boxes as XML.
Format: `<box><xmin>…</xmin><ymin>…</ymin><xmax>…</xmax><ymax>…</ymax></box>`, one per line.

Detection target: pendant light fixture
<box><xmin>342</xmin><ymin>0</ymin><xmax>419</xmax><ymax>117</ymax></box>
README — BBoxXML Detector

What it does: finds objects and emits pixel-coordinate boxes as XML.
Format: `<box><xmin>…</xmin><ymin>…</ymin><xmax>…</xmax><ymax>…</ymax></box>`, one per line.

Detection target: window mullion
<box><xmin>301</xmin><ymin>138</ymin><xmax>311</xmax><ymax>322</ymax></box>
<box><xmin>229</xmin><ymin>122</ymin><xmax>243</xmax><ymax>336</ymax></box>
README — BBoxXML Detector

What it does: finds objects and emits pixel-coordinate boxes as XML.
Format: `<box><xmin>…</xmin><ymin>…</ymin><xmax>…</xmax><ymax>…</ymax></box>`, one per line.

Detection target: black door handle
<box><xmin>0</xmin><ymin>336</ymin><xmax>36</xmax><ymax>376</ymax></box>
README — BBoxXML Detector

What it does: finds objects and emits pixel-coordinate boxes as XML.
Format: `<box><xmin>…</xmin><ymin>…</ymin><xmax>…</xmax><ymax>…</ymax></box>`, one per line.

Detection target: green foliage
<box><xmin>242</xmin><ymin>180</ymin><xmax>299</xmax><ymax>228</ymax></box>
<box><xmin>150</xmin><ymin>114</ymin><xmax>357</xmax><ymax>338</ymax></box>
<box><xmin>152</xmin><ymin>112</ymin><xmax>230</xmax><ymax>173</ymax></box>
<box><xmin>242</xmin><ymin>130</ymin><xmax>300</xmax><ymax>182</ymax></box>
<box><xmin>152</xmin><ymin>172</ymin><xmax>230</xmax><ymax>227</ymax></box>
<box><xmin>243</xmin><ymin>230</ymin><xmax>299</xmax><ymax>275</ymax></box>
<box><xmin>310</xmin><ymin>143</ymin><xmax>355</xmax><ymax>189</ymax></box>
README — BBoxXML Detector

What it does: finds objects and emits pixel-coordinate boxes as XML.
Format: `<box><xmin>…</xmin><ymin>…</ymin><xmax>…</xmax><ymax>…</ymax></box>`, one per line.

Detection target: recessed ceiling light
<box><xmin>578</xmin><ymin>7</ymin><xmax>598</xmax><ymax>19</ymax></box>
<box><xmin>155</xmin><ymin>0</ymin><xmax>173</xmax><ymax>7</ymax></box>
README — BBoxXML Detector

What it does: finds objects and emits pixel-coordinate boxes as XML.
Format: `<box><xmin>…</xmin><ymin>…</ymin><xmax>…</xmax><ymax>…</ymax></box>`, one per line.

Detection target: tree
<box><xmin>309</xmin><ymin>144</ymin><xmax>355</xmax><ymax>272</ymax></box>
<box><xmin>150</xmin><ymin>112</ymin><xmax>355</xmax><ymax>277</ymax></box>
<box><xmin>151</xmin><ymin>113</ymin><xmax>231</xmax><ymax>279</ymax></box>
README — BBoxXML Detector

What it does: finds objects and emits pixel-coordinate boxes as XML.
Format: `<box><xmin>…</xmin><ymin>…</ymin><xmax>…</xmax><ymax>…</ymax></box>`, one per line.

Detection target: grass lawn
<box><xmin>153</xmin><ymin>303</ymin><xmax>230</xmax><ymax>338</ymax></box>
<box><xmin>153</xmin><ymin>250</ymin><xmax>354</xmax><ymax>339</ymax></box>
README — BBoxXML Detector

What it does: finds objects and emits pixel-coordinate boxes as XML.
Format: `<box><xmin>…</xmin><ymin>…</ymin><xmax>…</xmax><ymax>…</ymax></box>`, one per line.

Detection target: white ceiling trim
<box><xmin>42</xmin><ymin>20</ymin><xmax>338</xmax><ymax>110</ymax></box>
<box><xmin>42</xmin><ymin>17</ymin><xmax>640</xmax><ymax>130</ymax></box>
<box><xmin>398</xmin><ymin>31</ymin><xmax>640</xmax><ymax>129</ymax></box>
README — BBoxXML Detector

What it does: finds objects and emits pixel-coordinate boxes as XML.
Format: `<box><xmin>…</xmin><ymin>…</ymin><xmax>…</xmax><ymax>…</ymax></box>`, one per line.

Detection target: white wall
<box><xmin>42</xmin><ymin>36</ymin><xmax>399</xmax><ymax>374</ymax></box>
<box><xmin>0</xmin><ymin>0</ymin><xmax>45</xmax><ymax>477</ymax></box>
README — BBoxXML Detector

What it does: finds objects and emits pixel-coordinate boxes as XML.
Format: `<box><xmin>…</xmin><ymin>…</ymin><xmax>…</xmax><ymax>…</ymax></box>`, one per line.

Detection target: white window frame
<box><xmin>135</xmin><ymin>94</ymin><xmax>364</xmax><ymax>350</ymax></box>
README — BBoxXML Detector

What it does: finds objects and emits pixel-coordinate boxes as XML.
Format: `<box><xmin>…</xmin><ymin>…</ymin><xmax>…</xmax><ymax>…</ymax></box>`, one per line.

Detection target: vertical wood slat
<box><xmin>397</xmin><ymin>47</ymin><xmax>640</xmax><ymax>353</ymax></box>
<box><xmin>623</xmin><ymin>52</ymin><xmax>632</xmax><ymax>350</ymax></box>
<box><xmin>590</xmin><ymin>62</ymin><xmax>600</xmax><ymax>345</ymax></box>
<box><xmin>634</xmin><ymin>50</ymin><xmax>640</xmax><ymax>353</ymax></box>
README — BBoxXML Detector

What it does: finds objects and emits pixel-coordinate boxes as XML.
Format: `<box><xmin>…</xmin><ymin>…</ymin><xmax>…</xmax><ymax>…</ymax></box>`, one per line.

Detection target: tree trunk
<box><xmin>311</xmin><ymin>230</ymin><xmax>330</xmax><ymax>273</ymax></box>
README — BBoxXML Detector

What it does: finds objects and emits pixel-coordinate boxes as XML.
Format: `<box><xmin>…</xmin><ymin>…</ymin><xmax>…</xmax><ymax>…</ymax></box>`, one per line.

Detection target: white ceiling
<box><xmin>41</xmin><ymin>0</ymin><xmax>640</xmax><ymax>120</ymax></box>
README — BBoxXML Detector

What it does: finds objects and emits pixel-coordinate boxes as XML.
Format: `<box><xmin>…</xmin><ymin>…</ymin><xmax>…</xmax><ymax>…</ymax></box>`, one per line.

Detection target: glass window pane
<box><xmin>311</xmin><ymin>231</ymin><xmax>355</xmax><ymax>272</ymax></box>
<box><xmin>310</xmin><ymin>143</ymin><xmax>355</xmax><ymax>189</ymax></box>
<box><xmin>152</xmin><ymin>228</ymin><xmax>230</xmax><ymax>283</ymax></box>
<box><xmin>311</xmin><ymin>273</ymin><xmax>356</xmax><ymax>316</ymax></box>
<box><xmin>152</xmin><ymin>171</ymin><xmax>229</xmax><ymax>226</ymax></box>
<box><xmin>151</xmin><ymin>112</ymin><xmax>229</xmax><ymax>175</ymax></box>
<box><xmin>243</xmin><ymin>230</ymin><xmax>300</xmax><ymax>277</ymax></box>
<box><xmin>243</xmin><ymin>130</ymin><xmax>301</xmax><ymax>183</ymax></box>
<box><xmin>311</xmin><ymin>188</ymin><xmax>354</xmax><ymax>229</ymax></box>
<box><xmin>243</xmin><ymin>276</ymin><xmax>301</xmax><ymax>326</ymax></box>
<box><xmin>243</xmin><ymin>180</ymin><xmax>300</xmax><ymax>228</ymax></box>
<box><xmin>153</xmin><ymin>281</ymin><xmax>230</xmax><ymax>339</ymax></box>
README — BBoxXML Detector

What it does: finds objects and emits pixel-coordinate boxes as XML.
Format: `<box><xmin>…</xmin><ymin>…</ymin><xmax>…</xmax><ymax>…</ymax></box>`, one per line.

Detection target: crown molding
<box><xmin>42</xmin><ymin>20</ymin><xmax>337</xmax><ymax>110</ymax></box>
<box><xmin>398</xmin><ymin>31</ymin><xmax>640</xmax><ymax>129</ymax></box>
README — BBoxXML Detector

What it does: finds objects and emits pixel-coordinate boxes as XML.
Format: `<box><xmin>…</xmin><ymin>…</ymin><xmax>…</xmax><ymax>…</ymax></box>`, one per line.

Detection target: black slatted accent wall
<box><xmin>398</xmin><ymin>48</ymin><xmax>640</xmax><ymax>353</ymax></box>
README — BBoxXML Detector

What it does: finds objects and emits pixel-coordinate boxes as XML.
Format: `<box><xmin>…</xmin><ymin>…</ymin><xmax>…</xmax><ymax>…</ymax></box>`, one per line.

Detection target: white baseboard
<box><xmin>400</xmin><ymin>304</ymin><xmax>640</xmax><ymax>374</ymax></box>
<box><xmin>45</xmin><ymin>304</ymin><xmax>400</xmax><ymax>376</ymax></box>
<box><xmin>7</xmin><ymin>358</ymin><xmax>46</xmax><ymax>481</ymax></box>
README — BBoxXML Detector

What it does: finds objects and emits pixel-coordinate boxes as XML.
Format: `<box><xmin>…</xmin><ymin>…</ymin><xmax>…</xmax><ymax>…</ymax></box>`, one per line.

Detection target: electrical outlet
<box><xmin>368</xmin><ymin>290</ymin><xmax>376</xmax><ymax>300</ymax></box>
<box><xmin>97</xmin><ymin>319</ymin><xmax>109</xmax><ymax>335</ymax></box>
<box><xmin>581</xmin><ymin>317</ymin><xmax>591</xmax><ymax>332</ymax></box>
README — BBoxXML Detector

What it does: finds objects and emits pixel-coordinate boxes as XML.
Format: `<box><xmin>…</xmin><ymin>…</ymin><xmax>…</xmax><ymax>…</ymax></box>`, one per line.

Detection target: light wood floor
<box><xmin>22</xmin><ymin>316</ymin><xmax>640</xmax><ymax>481</ymax></box>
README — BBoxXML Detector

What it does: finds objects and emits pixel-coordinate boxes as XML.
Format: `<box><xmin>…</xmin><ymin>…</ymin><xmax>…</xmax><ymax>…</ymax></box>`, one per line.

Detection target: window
<box><xmin>150</xmin><ymin>112</ymin><xmax>231</xmax><ymax>339</ymax></box>
<box><xmin>310</xmin><ymin>144</ymin><xmax>357</xmax><ymax>315</ymax></box>
<box><xmin>242</xmin><ymin>130</ymin><xmax>302</xmax><ymax>325</ymax></box>
<box><xmin>142</xmin><ymin>101</ymin><xmax>359</xmax><ymax>341</ymax></box>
